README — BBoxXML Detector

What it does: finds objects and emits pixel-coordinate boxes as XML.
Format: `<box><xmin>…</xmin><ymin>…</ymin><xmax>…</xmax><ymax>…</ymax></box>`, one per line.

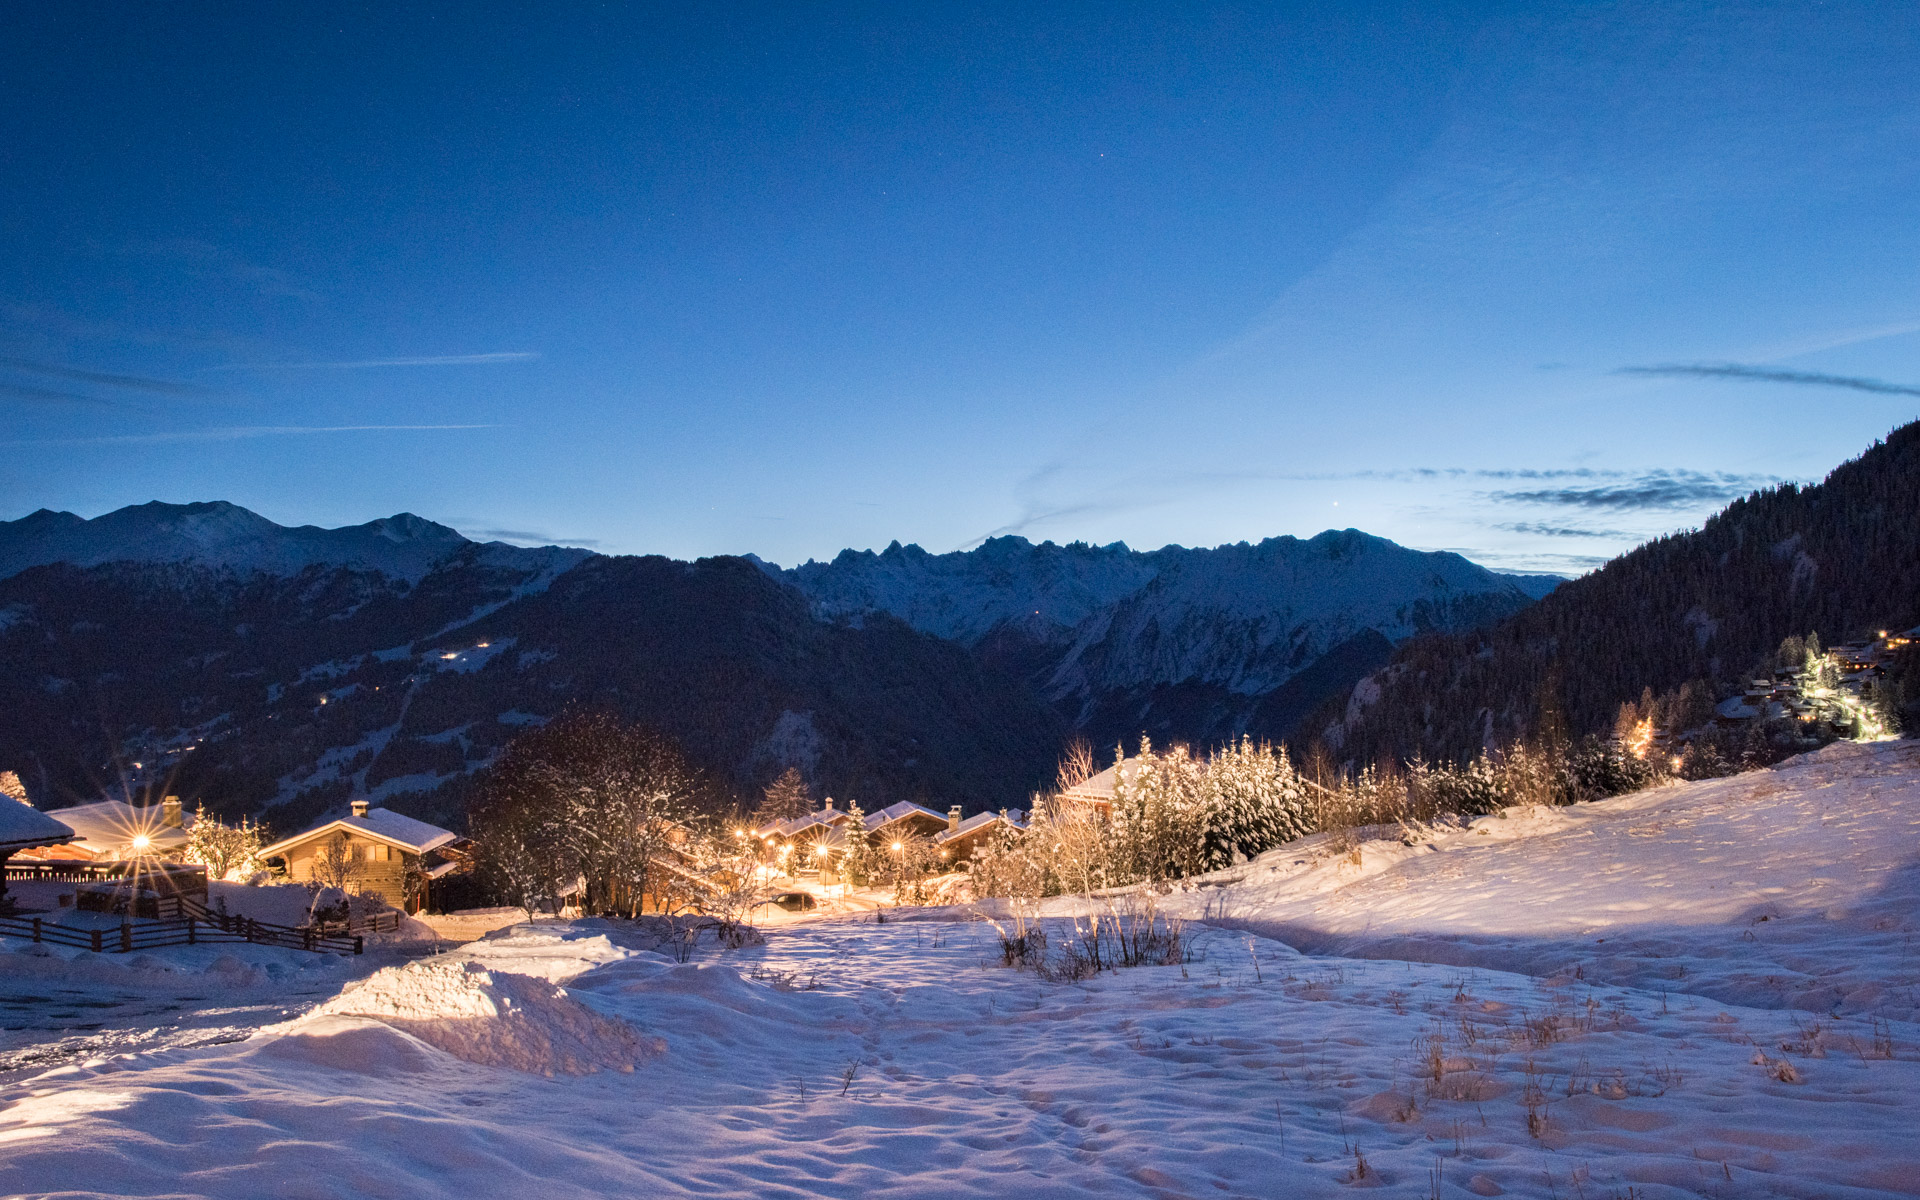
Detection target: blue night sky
<box><xmin>3</xmin><ymin>2</ymin><xmax>1917</xmax><ymax>574</ymax></box>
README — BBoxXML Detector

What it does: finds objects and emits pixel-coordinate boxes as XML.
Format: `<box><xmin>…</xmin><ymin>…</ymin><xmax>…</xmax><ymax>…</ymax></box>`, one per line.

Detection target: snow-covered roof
<box><xmin>933</xmin><ymin>809</ymin><xmax>1028</xmax><ymax>845</ymax></box>
<box><xmin>260</xmin><ymin>807</ymin><xmax>458</xmax><ymax>857</ymax></box>
<box><xmin>38</xmin><ymin>799</ymin><xmax>195</xmax><ymax>856</ymax></box>
<box><xmin>868</xmin><ymin>800</ymin><xmax>947</xmax><ymax>829</ymax></box>
<box><xmin>0</xmin><ymin>799</ymin><xmax>75</xmax><ymax>853</ymax></box>
<box><xmin>1059</xmin><ymin>758</ymin><xmax>1144</xmax><ymax>803</ymax></box>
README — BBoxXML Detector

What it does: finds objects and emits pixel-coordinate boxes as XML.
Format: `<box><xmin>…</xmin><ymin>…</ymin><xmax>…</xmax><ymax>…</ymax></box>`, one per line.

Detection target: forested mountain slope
<box><xmin>1321</xmin><ymin>421</ymin><xmax>1920</xmax><ymax>765</ymax></box>
<box><xmin>0</xmin><ymin>551</ymin><xmax>1061</xmax><ymax>832</ymax></box>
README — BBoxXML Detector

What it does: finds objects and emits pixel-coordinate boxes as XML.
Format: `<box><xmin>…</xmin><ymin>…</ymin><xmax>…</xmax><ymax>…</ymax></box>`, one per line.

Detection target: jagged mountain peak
<box><xmin>776</xmin><ymin>528</ymin><xmax>1553</xmax><ymax>728</ymax></box>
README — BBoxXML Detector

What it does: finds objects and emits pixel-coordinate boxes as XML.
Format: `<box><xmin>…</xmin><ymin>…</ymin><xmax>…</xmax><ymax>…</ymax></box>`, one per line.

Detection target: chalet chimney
<box><xmin>161</xmin><ymin>795</ymin><xmax>183</xmax><ymax>827</ymax></box>
<box><xmin>350</xmin><ymin>799</ymin><xmax>370</xmax><ymax>818</ymax></box>
<box><xmin>948</xmin><ymin>805</ymin><xmax>962</xmax><ymax>833</ymax></box>
<box><xmin>823</xmin><ymin>797</ymin><xmax>835</xmax><ymax>811</ymax></box>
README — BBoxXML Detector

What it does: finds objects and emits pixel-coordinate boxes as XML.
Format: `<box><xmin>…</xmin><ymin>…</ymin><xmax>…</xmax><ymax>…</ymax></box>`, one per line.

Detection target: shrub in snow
<box><xmin>1565</xmin><ymin>735</ymin><xmax>1658</xmax><ymax>800</ymax></box>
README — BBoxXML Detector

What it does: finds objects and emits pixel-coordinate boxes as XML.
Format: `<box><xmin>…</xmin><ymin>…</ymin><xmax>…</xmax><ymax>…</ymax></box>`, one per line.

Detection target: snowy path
<box><xmin>3</xmin><ymin>917</ymin><xmax>1918</xmax><ymax>1198</ymax></box>
<box><xmin>0</xmin><ymin>944</ymin><xmax>370</xmax><ymax>1084</ymax></box>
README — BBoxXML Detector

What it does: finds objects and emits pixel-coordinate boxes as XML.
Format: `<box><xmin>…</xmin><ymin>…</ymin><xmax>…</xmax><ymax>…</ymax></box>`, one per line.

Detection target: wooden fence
<box><xmin>0</xmin><ymin>906</ymin><xmax>367</xmax><ymax>955</ymax></box>
<box><xmin>5</xmin><ymin>860</ymin><xmax>209</xmax><ymax>889</ymax></box>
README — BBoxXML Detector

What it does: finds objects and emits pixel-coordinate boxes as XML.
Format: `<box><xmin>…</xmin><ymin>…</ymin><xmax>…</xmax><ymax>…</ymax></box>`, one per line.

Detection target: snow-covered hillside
<box><xmin>1158</xmin><ymin>738</ymin><xmax>1920</xmax><ymax>1023</ymax></box>
<box><xmin>4</xmin><ymin>740</ymin><xmax>1916</xmax><ymax>1198</ymax></box>
<box><xmin>0</xmin><ymin>501</ymin><xmax>591</xmax><ymax>583</ymax></box>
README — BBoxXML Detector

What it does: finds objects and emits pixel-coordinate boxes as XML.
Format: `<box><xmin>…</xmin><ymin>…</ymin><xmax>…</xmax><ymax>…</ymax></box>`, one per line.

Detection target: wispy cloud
<box><xmin>208</xmin><ymin>353</ymin><xmax>540</xmax><ymax>371</ymax></box>
<box><xmin>1438</xmin><ymin>547</ymin><xmax>1614</xmax><ymax>573</ymax></box>
<box><xmin>130</xmin><ymin>238</ymin><xmax>321</xmax><ymax>303</ymax></box>
<box><xmin>962</xmin><ymin>461</ymin><xmax>1755</xmax><ymax>548</ymax></box>
<box><xmin>465</xmin><ymin>527</ymin><xmax>601</xmax><ymax>548</ymax></box>
<box><xmin>1620</xmin><ymin>362</ymin><xmax>1920</xmax><ymax>397</ymax></box>
<box><xmin>1494</xmin><ymin>521</ymin><xmax>1639</xmax><ymax>539</ymax></box>
<box><xmin>1487</xmin><ymin>469</ymin><xmax>1775</xmax><ymax>510</ymax></box>
<box><xmin>0</xmin><ymin>380</ymin><xmax>120</xmax><ymax>406</ymax></box>
<box><xmin>1</xmin><ymin>356</ymin><xmax>204</xmax><ymax>396</ymax></box>
<box><xmin>0</xmin><ymin>424</ymin><xmax>498</xmax><ymax>447</ymax></box>
<box><xmin>0</xmin><ymin>298</ymin><xmax>274</xmax><ymax>356</ymax></box>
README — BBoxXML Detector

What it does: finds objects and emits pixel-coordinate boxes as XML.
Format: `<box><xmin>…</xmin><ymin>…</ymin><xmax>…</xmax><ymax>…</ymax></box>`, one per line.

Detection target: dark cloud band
<box><xmin>1621</xmin><ymin>362</ymin><xmax>1920</xmax><ymax>397</ymax></box>
<box><xmin>1487</xmin><ymin>470</ymin><xmax>1775</xmax><ymax>511</ymax></box>
<box><xmin>1494</xmin><ymin>521</ymin><xmax>1639</xmax><ymax>539</ymax></box>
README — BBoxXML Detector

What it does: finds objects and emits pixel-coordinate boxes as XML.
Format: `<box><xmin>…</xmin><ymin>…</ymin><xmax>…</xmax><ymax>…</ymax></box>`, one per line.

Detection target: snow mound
<box><xmin>258</xmin><ymin>1014</ymin><xmax>441</xmax><ymax>1077</ymax></box>
<box><xmin>303</xmin><ymin>959</ymin><xmax>663</xmax><ymax>1076</ymax></box>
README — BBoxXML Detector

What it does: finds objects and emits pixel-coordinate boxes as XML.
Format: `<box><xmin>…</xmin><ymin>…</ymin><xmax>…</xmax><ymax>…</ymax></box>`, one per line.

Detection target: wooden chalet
<box><xmin>258</xmin><ymin>800</ymin><xmax>460</xmax><ymax>912</ymax></box>
<box><xmin>932</xmin><ymin>807</ymin><xmax>1028</xmax><ymax>864</ymax></box>
<box><xmin>1</xmin><ymin>793</ymin><xmax>75</xmax><ymax>910</ymax></box>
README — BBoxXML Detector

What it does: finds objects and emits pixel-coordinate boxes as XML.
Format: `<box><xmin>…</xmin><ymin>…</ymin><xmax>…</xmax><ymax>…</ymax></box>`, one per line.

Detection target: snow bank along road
<box><xmin>1</xmin><ymin>741</ymin><xmax>1917</xmax><ymax>1198</ymax></box>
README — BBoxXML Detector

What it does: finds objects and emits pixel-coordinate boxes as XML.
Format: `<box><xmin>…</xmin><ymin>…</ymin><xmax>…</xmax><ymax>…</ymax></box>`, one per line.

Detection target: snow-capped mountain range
<box><xmin>769</xmin><ymin>533</ymin><xmax>1557</xmax><ymax>738</ymax></box>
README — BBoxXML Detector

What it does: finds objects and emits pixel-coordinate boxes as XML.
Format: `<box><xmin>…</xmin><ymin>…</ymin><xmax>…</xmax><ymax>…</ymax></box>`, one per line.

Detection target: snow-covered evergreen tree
<box><xmin>1197</xmin><ymin>737</ymin><xmax>1311</xmax><ymax>869</ymax></box>
<box><xmin>843</xmin><ymin>801</ymin><xmax>871</xmax><ymax>886</ymax></box>
<box><xmin>758</xmin><ymin>767</ymin><xmax>814</xmax><ymax>822</ymax></box>
<box><xmin>180</xmin><ymin>806</ymin><xmax>267</xmax><ymax>881</ymax></box>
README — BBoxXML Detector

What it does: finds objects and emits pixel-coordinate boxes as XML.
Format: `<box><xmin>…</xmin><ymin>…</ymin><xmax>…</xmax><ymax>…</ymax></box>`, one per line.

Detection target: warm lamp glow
<box><xmin>130</xmin><ymin>834</ymin><xmax>151</xmax><ymax>850</ymax></box>
<box><xmin>891</xmin><ymin>842</ymin><xmax>902</xmax><ymax>852</ymax></box>
<box><xmin>1623</xmin><ymin>717</ymin><xmax>1654</xmax><ymax>760</ymax></box>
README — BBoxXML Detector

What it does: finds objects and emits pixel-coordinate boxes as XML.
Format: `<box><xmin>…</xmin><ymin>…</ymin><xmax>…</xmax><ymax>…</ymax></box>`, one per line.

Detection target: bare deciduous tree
<box><xmin>469</xmin><ymin>711</ymin><xmax>719</xmax><ymax>917</ymax></box>
<box><xmin>309</xmin><ymin>833</ymin><xmax>364</xmax><ymax>891</ymax></box>
<box><xmin>1055</xmin><ymin>738</ymin><xmax>1095</xmax><ymax>793</ymax></box>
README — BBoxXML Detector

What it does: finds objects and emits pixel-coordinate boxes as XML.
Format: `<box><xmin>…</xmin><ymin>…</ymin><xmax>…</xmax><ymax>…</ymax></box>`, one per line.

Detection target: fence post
<box><xmin>32</xmin><ymin>918</ymin><xmax>41</xmax><ymax>943</ymax></box>
<box><xmin>354</xmin><ymin>935</ymin><xmax>364</xmax><ymax>955</ymax></box>
<box><xmin>91</xmin><ymin>929</ymin><xmax>102</xmax><ymax>953</ymax></box>
<box><xmin>188</xmin><ymin>918</ymin><xmax>196</xmax><ymax>945</ymax></box>
<box><xmin>121</xmin><ymin>924</ymin><xmax>133</xmax><ymax>953</ymax></box>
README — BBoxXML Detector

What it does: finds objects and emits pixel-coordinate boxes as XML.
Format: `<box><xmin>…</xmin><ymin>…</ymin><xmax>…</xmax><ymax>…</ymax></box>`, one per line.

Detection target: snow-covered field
<box><xmin>2</xmin><ymin>740</ymin><xmax>1917</xmax><ymax>1198</ymax></box>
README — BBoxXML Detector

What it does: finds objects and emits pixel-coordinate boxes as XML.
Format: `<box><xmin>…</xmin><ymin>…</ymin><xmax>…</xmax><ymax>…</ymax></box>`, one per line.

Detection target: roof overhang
<box><xmin>259</xmin><ymin>820</ymin><xmax>447</xmax><ymax>859</ymax></box>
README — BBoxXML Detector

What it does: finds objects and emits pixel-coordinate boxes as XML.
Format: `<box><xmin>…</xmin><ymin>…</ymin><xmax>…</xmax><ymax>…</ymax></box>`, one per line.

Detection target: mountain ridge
<box><xmin>0</xmin><ymin>501</ymin><xmax>592</xmax><ymax>584</ymax></box>
<box><xmin>0</xmin><ymin>501</ymin><xmax>1562</xmax><ymax>827</ymax></box>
